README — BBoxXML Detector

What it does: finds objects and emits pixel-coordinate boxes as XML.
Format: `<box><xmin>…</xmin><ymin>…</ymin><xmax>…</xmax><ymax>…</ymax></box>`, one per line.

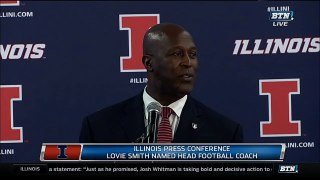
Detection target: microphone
<box><xmin>146</xmin><ymin>102</ymin><xmax>161</xmax><ymax>143</ymax></box>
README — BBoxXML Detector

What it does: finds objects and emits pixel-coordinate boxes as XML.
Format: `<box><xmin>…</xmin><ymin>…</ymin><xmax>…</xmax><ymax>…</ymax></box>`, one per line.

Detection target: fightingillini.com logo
<box><xmin>0</xmin><ymin>0</ymin><xmax>20</xmax><ymax>6</ymax></box>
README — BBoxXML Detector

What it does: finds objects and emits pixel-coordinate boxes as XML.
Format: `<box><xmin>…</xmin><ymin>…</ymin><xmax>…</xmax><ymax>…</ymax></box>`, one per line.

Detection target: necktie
<box><xmin>157</xmin><ymin>107</ymin><xmax>173</xmax><ymax>143</ymax></box>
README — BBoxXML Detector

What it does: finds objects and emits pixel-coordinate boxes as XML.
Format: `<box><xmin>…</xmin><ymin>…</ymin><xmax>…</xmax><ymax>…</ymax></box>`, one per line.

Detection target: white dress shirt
<box><xmin>143</xmin><ymin>86</ymin><xmax>188</xmax><ymax>138</ymax></box>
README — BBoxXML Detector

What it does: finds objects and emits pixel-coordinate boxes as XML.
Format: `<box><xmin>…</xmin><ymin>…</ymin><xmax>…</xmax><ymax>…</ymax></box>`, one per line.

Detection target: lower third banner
<box><xmin>40</xmin><ymin>143</ymin><xmax>285</xmax><ymax>162</ymax></box>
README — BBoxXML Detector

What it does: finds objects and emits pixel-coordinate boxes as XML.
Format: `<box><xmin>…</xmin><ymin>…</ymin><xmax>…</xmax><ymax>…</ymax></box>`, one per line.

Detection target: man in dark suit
<box><xmin>79</xmin><ymin>23</ymin><xmax>243</xmax><ymax>143</ymax></box>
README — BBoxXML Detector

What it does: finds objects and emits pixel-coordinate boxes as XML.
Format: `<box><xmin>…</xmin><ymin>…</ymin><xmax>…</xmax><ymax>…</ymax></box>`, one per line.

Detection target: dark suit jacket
<box><xmin>79</xmin><ymin>93</ymin><xmax>243</xmax><ymax>143</ymax></box>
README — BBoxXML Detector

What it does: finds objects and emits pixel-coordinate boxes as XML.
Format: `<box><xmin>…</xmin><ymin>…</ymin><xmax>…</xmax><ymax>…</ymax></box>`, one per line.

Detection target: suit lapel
<box><xmin>173</xmin><ymin>97</ymin><xmax>204</xmax><ymax>143</ymax></box>
<box><xmin>121</xmin><ymin>93</ymin><xmax>146</xmax><ymax>142</ymax></box>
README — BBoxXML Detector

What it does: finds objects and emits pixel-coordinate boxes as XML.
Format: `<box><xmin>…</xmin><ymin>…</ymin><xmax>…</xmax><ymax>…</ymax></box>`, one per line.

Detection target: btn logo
<box><xmin>278</xmin><ymin>165</ymin><xmax>298</xmax><ymax>173</ymax></box>
<box><xmin>0</xmin><ymin>0</ymin><xmax>20</xmax><ymax>6</ymax></box>
<box><xmin>42</xmin><ymin>145</ymin><xmax>81</xmax><ymax>160</ymax></box>
<box><xmin>267</xmin><ymin>6</ymin><xmax>294</xmax><ymax>27</ymax></box>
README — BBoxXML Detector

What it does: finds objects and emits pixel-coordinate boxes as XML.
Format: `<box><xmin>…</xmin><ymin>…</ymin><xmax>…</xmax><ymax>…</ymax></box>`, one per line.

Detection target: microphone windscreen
<box><xmin>147</xmin><ymin>102</ymin><xmax>161</xmax><ymax>113</ymax></box>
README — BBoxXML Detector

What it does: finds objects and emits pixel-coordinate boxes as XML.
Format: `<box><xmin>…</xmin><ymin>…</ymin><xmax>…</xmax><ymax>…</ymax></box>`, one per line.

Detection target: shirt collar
<box><xmin>143</xmin><ymin>86</ymin><xmax>188</xmax><ymax>117</ymax></box>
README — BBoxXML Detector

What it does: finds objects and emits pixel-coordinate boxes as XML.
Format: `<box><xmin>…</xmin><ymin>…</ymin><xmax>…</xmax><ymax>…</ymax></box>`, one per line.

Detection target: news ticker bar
<box><xmin>40</xmin><ymin>143</ymin><xmax>285</xmax><ymax>161</ymax></box>
<box><xmin>2</xmin><ymin>163</ymin><xmax>320</xmax><ymax>177</ymax></box>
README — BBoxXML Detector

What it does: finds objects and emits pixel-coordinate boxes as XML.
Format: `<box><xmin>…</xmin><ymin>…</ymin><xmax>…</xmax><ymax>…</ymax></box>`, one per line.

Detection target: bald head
<box><xmin>143</xmin><ymin>23</ymin><xmax>191</xmax><ymax>55</ymax></box>
<box><xmin>141</xmin><ymin>23</ymin><xmax>198</xmax><ymax>105</ymax></box>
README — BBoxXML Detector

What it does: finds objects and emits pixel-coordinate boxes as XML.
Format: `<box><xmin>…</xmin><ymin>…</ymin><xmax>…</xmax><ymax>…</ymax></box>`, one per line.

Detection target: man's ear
<box><xmin>142</xmin><ymin>55</ymin><xmax>153</xmax><ymax>71</ymax></box>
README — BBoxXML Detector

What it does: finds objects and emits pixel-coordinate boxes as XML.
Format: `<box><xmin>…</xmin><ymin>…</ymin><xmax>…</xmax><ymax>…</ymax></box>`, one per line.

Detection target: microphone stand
<box><xmin>134</xmin><ymin>111</ymin><xmax>160</xmax><ymax>143</ymax></box>
<box><xmin>134</xmin><ymin>133</ymin><xmax>146</xmax><ymax>143</ymax></box>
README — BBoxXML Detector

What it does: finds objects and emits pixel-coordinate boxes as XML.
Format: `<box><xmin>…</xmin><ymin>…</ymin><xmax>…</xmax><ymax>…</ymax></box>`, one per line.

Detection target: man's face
<box><xmin>152</xmin><ymin>31</ymin><xmax>198</xmax><ymax>98</ymax></box>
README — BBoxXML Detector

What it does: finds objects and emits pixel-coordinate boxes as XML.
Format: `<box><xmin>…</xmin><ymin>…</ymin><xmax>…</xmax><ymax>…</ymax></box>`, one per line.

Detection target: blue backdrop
<box><xmin>0</xmin><ymin>1</ymin><xmax>319</xmax><ymax>163</ymax></box>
